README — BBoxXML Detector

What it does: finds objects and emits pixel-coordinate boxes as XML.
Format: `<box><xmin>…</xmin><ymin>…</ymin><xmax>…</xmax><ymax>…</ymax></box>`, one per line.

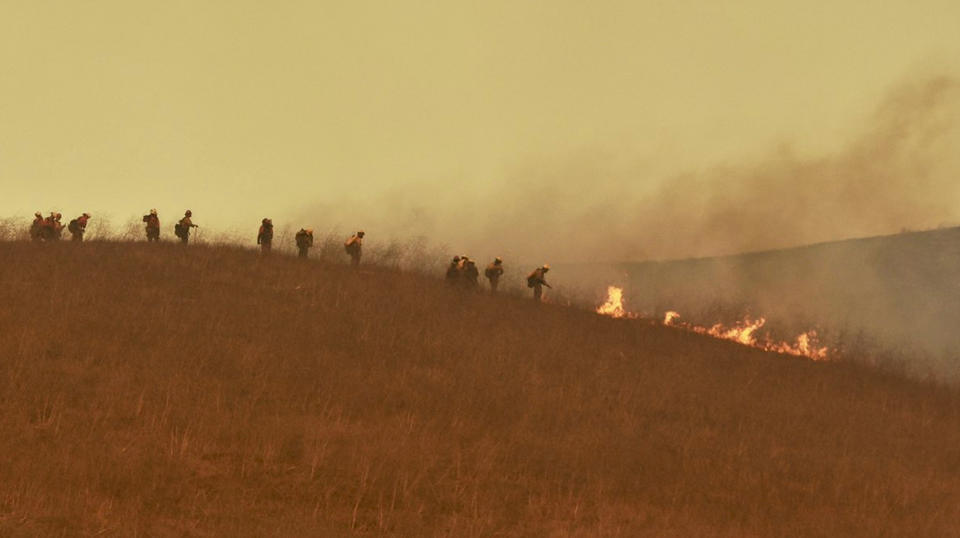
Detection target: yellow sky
<box><xmin>1</xmin><ymin>1</ymin><xmax>959</xmax><ymax>260</ymax></box>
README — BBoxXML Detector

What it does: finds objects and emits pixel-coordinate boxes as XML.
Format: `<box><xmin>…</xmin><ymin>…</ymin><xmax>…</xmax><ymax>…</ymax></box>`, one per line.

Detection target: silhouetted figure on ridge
<box><xmin>174</xmin><ymin>210</ymin><xmax>197</xmax><ymax>244</ymax></box>
<box><xmin>344</xmin><ymin>230</ymin><xmax>364</xmax><ymax>267</ymax></box>
<box><xmin>257</xmin><ymin>218</ymin><xmax>274</xmax><ymax>255</ymax></box>
<box><xmin>295</xmin><ymin>228</ymin><xmax>313</xmax><ymax>259</ymax></box>
<box><xmin>143</xmin><ymin>209</ymin><xmax>160</xmax><ymax>242</ymax></box>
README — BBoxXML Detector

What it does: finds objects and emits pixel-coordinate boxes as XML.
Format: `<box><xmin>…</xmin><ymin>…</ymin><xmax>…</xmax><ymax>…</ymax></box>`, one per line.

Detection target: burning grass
<box><xmin>596</xmin><ymin>287</ymin><xmax>829</xmax><ymax>360</ymax></box>
<box><xmin>0</xmin><ymin>242</ymin><xmax>958</xmax><ymax>536</ymax></box>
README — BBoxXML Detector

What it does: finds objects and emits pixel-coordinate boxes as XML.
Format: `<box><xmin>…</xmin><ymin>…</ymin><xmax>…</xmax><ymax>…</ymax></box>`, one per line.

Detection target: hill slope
<box><xmin>0</xmin><ymin>242</ymin><xmax>958</xmax><ymax>536</ymax></box>
<box><xmin>562</xmin><ymin>227</ymin><xmax>960</xmax><ymax>381</ymax></box>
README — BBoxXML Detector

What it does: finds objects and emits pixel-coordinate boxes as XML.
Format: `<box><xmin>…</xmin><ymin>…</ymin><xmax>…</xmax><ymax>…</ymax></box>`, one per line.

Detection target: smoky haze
<box><xmin>296</xmin><ymin>75</ymin><xmax>960</xmax><ymax>265</ymax></box>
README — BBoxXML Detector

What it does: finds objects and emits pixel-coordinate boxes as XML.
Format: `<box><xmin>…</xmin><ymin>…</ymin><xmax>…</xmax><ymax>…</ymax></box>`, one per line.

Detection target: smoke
<box><xmin>296</xmin><ymin>75</ymin><xmax>960</xmax><ymax>265</ymax></box>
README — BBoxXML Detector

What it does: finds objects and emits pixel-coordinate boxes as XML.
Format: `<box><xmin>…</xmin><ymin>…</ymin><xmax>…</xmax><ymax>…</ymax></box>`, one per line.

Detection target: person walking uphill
<box><xmin>42</xmin><ymin>212</ymin><xmax>63</xmax><ymax>241</ymax></box>
<box><xmin>461</xmin><ymin>258</ymin><xmax>480</xmax><ymax>290</ymax></box>
<box><xmin>174</xmin><ymin>210</ymin><xmax>198</xmax><ymax>244</ymax></box>
<box><xmin>67</xmin><ymin>213</ymin><xmax>91</xmax><ymax>242</ymax></box>
<box><xmin>344</xmin><ymin>230</ymin><xmax>364</xmax><ymax>267</ymax></box>
<box><xmin>485</xmin><ymin>257</ymin><xmax>504</xmax><ymax>293</ymax></box>
<box><xmin>30</xmin><ymin>212</ymin><xmax>44</xmax><ymax>241</ymax></box>
<box><xmin>526</xmin><ymin>264</ymin><xmax>551</xmax><ymax>302</ymax></box>
<box><xmin>446</xmin><ymin>256</ymin><xmax>462</xmax><ymax>285</ymax></box>
<box><xmin>257</xmin><ymin>218</ymin><xmax>274</xmax><ymax>255</ymax></box>
<box><xmin>295</xmin><ymin>228</ymin><xmax>313</xmax><ymax>259</ymax></box>
<box><xmin>142</xmin><ymin>209</ymin><xmax>160</xmax><ymax>242</ymax></box>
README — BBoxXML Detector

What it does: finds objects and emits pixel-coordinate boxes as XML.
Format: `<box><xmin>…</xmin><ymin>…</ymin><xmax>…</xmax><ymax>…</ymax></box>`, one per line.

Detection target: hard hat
<box><xmin>150</xmin><ymin>209</ymin><xmax>157</xmax><ymax>215</ymax></box>
<box><xmin>262</xmin><ymin>218</ymin><xmax>270</xmax><ymax>224</ymax></box>
<box><xmin>82</xmin><ymin>213</ymin><xmax>90</xmax><ymax>218</ymax></box>
<box><xmin>35</xmin><ymin>212</ymin><xmax>42</xmax><ymax>217</ymax></box>
<box><xmin>542</xmin><ymin>264</ymin><xmax>550</xmax><ymax>270</ymax></box>
<box><xmin>357</xmin><ymin>230</ymin><xmax>365</xmax><ymax>236</ymax></box>
<box><xmin>452</xmin><ymin>256</ymin><xmax>460</xmax><ymax>262</ymax></box>
<box><xmin>495</xmin><ymin>257</ymin><xmax>502</xmax><ymax>263</ymax></box>
<box><xmin>55</xmin><ymin>213</ymin><xmax>62</xmax><ymax>218</ymax></box>
<box><xmin>185</xmin><ymin>210</ymin><xmax>192</xmax><ymax>216</ymax></box>
<box><xmin>305</xmin><ymin>229</ymin><xmax>313</xmax><ymax>234</ymax></box>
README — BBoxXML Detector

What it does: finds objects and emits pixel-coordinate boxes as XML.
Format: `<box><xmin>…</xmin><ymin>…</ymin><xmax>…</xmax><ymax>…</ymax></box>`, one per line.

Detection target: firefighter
<box><xmin>42</xmin><ymin>212</ymin><xmax>63</xmax><ymax>241</ymax></box>
<box><xmin>344</xmin><ymin>230</ymin><xmax>364</xmax><ymax>267</ymax></box>
<box><xmin>526</xmin><ymin>264</ymin><xmax>552</xmax><ymax>301</ymax></box>
<box><xmin>142</xmin><ymin>209</ymin><xmax>160</xmax><ymax>242</ymax></box>
<box><xmin>295</xmin><ymin>228</ymin><xmax>313</xmax><ymax>258</ymax></box>
<box><xmin>30</xmin><ymin>212</ymin><xmax>44</xmax><ymax>241</ymax></box>
<box><xmin>68</xmin><ymin>213</ymin><xmax>91</xmax><ymax>242</ymax></box>
<box><xmin>257</xmin><ymin>218</ymin><xmax>274</xmax><ymax>255</ymax></box>
<box><xmin>484</xmin><ymin>257</ymin><xmax>504</xmax><ymax>293</ymax></box>
<box><xmin>174</xmin><ymin>210</ymin><xmax>198</xmax><ymax>244</ymax></box>
<box><xmin>446</xmin><ymin>256</ymin><xmax>462</xmax><ymax>284</ymax></box>
<box><xmin>461</xmin><ymin>257</ymin><xmax>480</xmax><ymax>290</ymax></box>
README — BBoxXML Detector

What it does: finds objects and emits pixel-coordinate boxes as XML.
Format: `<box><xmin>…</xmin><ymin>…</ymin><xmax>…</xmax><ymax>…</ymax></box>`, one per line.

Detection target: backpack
<box><xmin>526</xmin><ymin>272</ymin><xmax>538</xmax><ymax>288</ymax></box>
<box><xmin>68</xmin><ymin>219</ymin><xmax>79</xmax><ymax>233</ymax></box>
<box><xmin>174</xmin><ymin>223</ymin><xmax>184</xmax><ymax>238</ymax></box>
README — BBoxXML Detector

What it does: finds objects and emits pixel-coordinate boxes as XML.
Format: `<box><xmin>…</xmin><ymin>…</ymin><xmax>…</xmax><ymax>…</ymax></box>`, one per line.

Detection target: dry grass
<box><xmin>0</xmin><ymin>241</ymin><xmax>958</xmax><ymax>537</ymax></box>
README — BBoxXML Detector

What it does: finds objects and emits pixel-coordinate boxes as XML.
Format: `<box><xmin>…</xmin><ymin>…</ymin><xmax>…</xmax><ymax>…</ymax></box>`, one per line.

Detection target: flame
<box><xmin>599</xmin><ymin>288</ymin><xmax>830</xmax><ymax>360</ymax></box>
<box><xmin>595</xmin><ymin>286</ymin><xmax>638</xmax><ymax>319</ymax></box>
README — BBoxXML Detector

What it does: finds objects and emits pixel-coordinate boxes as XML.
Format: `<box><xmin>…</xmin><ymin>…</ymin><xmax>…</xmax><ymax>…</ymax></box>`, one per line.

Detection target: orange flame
<box><xmin>663</xmin><ymin>310</ymin><xmax>829</xmax><ymax>360</ymax></box>
<box><xmin>597</xmin><ymin>287</ymin><xmax>829</xmax><ymax>360</ymax></box>
<box><xmin>595</xmin><ymin>286</ymin><xmax>638</xmax><ymax>319</ymax></box>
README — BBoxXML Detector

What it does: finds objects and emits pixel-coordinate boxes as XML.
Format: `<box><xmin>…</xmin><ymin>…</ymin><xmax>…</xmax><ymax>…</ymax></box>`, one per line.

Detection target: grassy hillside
<box><xmin>561</xmin><ymin>227</ymin><xmax>960</xmax><ymax>381</ymax></box>
<box><xmin>0</xmin><ymin>241</ymin><xmax>958</xmax><ymax>536</ymax></box>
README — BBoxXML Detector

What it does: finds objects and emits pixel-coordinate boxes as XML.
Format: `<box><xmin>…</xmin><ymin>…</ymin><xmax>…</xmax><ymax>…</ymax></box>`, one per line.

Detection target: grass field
<box><xmin>1</xmin><ymin>241</ymin><xmax>958</xmax><ymax>536</ymax></box>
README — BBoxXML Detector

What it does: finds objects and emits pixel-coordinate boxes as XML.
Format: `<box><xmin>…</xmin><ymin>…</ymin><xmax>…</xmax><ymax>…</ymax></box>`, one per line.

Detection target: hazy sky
<box><xmin>2</xmin><ymin>1</ymin><xmax>959</xmax><ymax>261</ymax></box>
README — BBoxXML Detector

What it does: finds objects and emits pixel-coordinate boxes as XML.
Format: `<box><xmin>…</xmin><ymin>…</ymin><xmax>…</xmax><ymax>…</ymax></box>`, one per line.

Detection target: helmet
<box><xmin>262</xmin><ymin>218</ymin><xmax>270</xmax><ymax>224</ymax></box>
<box><xmin>542</xmin><ymin>264</ymin><xmax>550</xmax><ymax>271</ymax></box>
<box><xmin>305</xmin><ymin>229</ymin><xmax>313</xmax><ymax>234</ymax></box>
<box><xmin>185</xmin><ymin>210</ymin><xmax>192</xmax><ymax>217</ymax></box>
<box><xmin>34</xmin><ymin>212</ymin><xmax>42</xmax><ymax>218</ymax></box>
<box><xmin>452</xmin><ymin>256</ymin><xmax>460</xmax><ymax>262</ymax></box>
<box><xmin>357</xmin><ymin>230</ymin><xmax>365</xmax><ymax>237</ymax></box>
<box><xmin>150</xmin><ymin>209</ymin><xmax>157</xmax><ymax>215</ymax></box>
<box><xmin>82</xmin><ymin>213</ymin><xmax>90</xmax><ymax>218</ymax></box>
<box><xmin>495</xmin><ymin>257</ymin><xmax>502</xmax><ymax>264</ymax></box>
<box><xmin>55</xmin><ymin>213</ymin><xmax>62</xmax><ymax>219</ymax></box>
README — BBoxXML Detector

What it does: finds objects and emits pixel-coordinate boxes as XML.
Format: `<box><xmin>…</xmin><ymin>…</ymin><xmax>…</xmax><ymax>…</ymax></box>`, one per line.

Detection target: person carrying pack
<box><xmin>526</xmin><ymin>264</ymin><xmax>551</xmax><ymax>302</ymax></box>
<box><xmin>295</xmin><ymin>228</ymin><xmax>313</xmax><ymax>258</ymax></box>
<box><xmin>67</xmin><ymin>213</ymin><xmax>91</xmax><ymax>242</ymax></box>
<box><xmin>30</xmin><ymin>212</ymin><xmax>44</xmax><ymax>241</ymax></box>
<box><xmin>484</xmin><ymin>257</ymin><xmax>504</xmax><ymax>293</ymax></box>
<box><xmin>257</xmin><ymin>218</ymin><xmax>274</xmax><ymax>255</ymax></box>
<box><xmin>174</xmin><ymin>210</ymin><xmax>198</xmax><ymax>244</ymax></box>
<box><xmin>461</xmin><ymin>258</ymin><xmax>480</xmax><ymax>290</ymax></box>
<box><xmin>445</xmin><ymin>256</ymin><xmax>462</xmax><ymax>285</ymax></box>
<box><xmin>42</xmin><ymin>212</ymin><xmax>63</xmax><ymax>241</ymax></box>
<box><xmin>142</xmin><ymin>209</ymin><xmax>160</xmax><ymax>242</ymax></box>
<box><xmin>344</xmin><ymin>230</ymin><xmax>364</xmax><ymax>267</ymax></box>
